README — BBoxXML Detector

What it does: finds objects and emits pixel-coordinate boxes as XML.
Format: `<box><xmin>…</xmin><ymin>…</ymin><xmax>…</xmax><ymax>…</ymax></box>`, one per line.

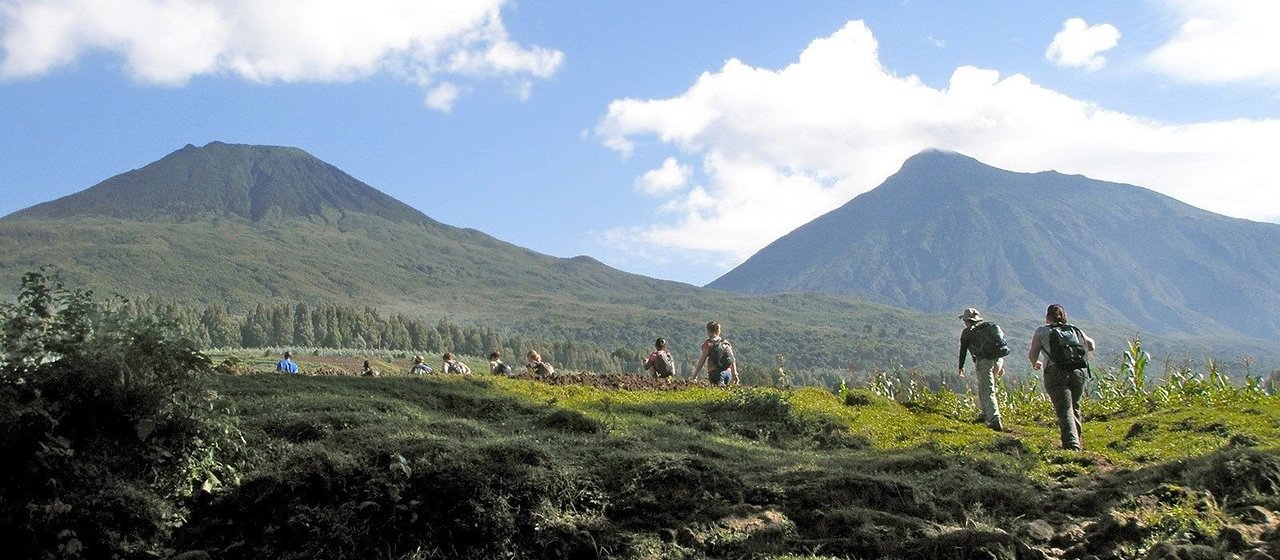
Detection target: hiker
<box><xmin>361</xmin><ymin>360</ymin><xmax>380</xmax><ymax>377</ymax></box>
<box><xmin>442</xmin><ymin>352</ymin><xmax>471</xmax><ymax>375</ymax></box>
<box><xmin>526</xmin><ymin>350</ymin><xmax>555</xmax><ymax>376</ymax></box>
<box><xmin>1029</xmin><ymin>303</ymin><xmax>1096</xmax><ymax>451</ymax></box>
<box><xmin>958</xmin><ymin>307</ymin><xmax>1009</xmax><ymax>431</ymax></box>
<box><xmin>409</xmin><ymin>355</ymin><xmax>433</xmax><ymax>375</ymax></box>
<box><xmin>692</xmin><ymin>321</ymin><xmax>737</xmax><ymax>386</ymax></box>
<box><xmin>643</xmin><ymin>337</ymin><xmax>676</xmax><ymax>380</ymax></box>
<box><xmin>489</xmin><ymin>351</ymin><xmax>513</xmax><ymax>376</ymax></box>
<box><xmin>276</xmin><ymin>351</ymin><xmax>299</xmax><ymax>375</ymax></box>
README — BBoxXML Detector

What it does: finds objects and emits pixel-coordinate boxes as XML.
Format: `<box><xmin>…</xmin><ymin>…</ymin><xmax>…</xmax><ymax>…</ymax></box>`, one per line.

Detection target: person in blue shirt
<box><xmin>276</xmin><ymin>351</ymin><xmax>299</xmax><ymax>374</ymax></box>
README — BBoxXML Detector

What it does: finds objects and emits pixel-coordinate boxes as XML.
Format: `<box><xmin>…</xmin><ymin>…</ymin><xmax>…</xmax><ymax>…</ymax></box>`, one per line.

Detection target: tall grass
<box><xmin>849</xmin><ymin>338</ymin><xmax>1275</xmax><ymax>426</ymax></box>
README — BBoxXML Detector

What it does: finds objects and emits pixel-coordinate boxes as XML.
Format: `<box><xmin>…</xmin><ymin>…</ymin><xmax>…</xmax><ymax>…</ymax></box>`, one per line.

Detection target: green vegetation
<box><xmin>4</xmin><ymin>275</ymin><xmax>1280</xmax><ymax>558</ymax></box>
<box><xmin>152</xmin><ymin>344</ymin><xmax>1278</xmax><ymax>559</ymax></box>
<box><xmin>0</xmin><ymin>270</ymin><xmax>245</xmax><ymax>559</ymax></box>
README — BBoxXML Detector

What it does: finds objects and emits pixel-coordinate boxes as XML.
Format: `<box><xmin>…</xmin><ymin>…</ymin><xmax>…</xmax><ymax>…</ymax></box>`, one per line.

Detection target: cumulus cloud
<box><xmin>596</xmin><ymin>20</ymin><xmax>1280</xmax><ymax>269</ymax></box>
<box><xmin>0</xmin><ymin>0</ymin><xmax>563</xmax><ymax>108</ymax></box>
<box><xmin>635</xmin><ymin>157</ymin><xmax>691</xmax><ymax>196</ymax></box>
<box><xmin>1046</xmin><ymin>18</ymin><xmax>1120</xmax><ymax>71</ymax></box>
<box><xmin>1146</xmin><ymin>0</ymin><xmax>1280</xmax><ymax>85</ymax></box>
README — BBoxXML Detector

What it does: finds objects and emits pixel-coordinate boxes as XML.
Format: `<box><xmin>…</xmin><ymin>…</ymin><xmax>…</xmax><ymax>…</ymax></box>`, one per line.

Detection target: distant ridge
<box><xmin>708</xmin><ymin>150</ymin><xmax>1280</xmax><ymax>339</ymax></box>
<box><xmin>0</xmin><ymin>141</ymin><xmax>978</xmax><ymax>372</ymax></box>
<box><xmin>6</xmin><ymin>142</ymin><xmax>433</xmax><ymax>225</ymax></box>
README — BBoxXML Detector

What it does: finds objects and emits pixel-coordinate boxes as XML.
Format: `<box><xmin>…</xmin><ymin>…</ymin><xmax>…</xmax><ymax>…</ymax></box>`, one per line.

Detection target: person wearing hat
<box><xmin>409</xmin><ymin>355</ymin><xmax>433</xmax><ymax>375</ymax></box>
<box><xmin>958</xmin><ymin>307</ymin><xmax>1009</xmax><ymax>431</ymax></box>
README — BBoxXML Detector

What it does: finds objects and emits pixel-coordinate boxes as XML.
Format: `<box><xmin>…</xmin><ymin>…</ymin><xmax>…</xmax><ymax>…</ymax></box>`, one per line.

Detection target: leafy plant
<box><xmin>0</xmin><ymin>269</ymin><xmax>245</xmax><ymax>558</ymax></box>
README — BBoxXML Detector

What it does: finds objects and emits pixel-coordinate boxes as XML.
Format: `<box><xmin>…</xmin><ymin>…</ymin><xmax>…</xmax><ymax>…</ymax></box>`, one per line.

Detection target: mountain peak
<box><xmin>709</xmin><ymin>151</ymin><xmax>1280</xmax><ymax>339</ymax></box>
<box><xmin>6</xmin><ymin>142</ymin><xmax>432</xmax><ymax>225</ymax></box>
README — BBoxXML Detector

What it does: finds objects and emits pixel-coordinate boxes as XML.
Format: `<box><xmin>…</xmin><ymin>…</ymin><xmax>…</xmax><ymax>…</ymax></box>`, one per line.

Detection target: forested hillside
<box><xmin>711</xmin><ymin>150</ymin><xmax>1280</xmax><ymax>340</ymax></box>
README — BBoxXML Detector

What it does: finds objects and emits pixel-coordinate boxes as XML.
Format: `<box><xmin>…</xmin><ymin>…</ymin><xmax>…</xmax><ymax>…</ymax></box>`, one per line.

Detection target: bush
<box><xmin>0</xmin><ymin>270</ymin><xmax>245</xmax><ymax>558</ymax></box>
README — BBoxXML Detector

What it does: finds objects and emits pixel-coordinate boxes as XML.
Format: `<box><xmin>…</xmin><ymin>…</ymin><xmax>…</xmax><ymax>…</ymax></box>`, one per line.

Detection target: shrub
<box><xmin>0</xmin><ymin>270</ymin><xmax>245</xmax><ymax>558</ymax></box>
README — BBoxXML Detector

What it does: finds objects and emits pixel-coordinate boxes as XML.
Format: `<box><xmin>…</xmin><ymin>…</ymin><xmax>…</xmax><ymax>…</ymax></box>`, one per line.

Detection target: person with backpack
<box><xmin>441</xmin><ymin>352</ymin><xmax>471</xmax><ymax>375</ymax></box>
<box><xmin>643</xmin><ymin>338</ymin><xmax>676</xmax><ymax>380</ymax></box>
<box><xmin>958</xmin><ymin>307</ymin><xmax>1009</xmax><ymax>431</ymax></box>
<box><xmin>409</xmin><ymin>355</ymin><xmax>433</xmax><ymax>375</ymax></box>
<box><xmin>489</xmin><ymin>351</ymin><xmax>513</xmax><ymax>376</ymax></box>
<box><xmin>526</xmin><ymin>350</ymin><xmax>555</xmax><ymax>377</ymax></box>
<box><xmin>692</xmin><ymin>321</ymin><xmax>737</xmax><ymax>386</ymax></box>
<box><xmin>1029</xmin><ymin>303</ymin><xmax>1096</xmax><ymax>451</ymax></box>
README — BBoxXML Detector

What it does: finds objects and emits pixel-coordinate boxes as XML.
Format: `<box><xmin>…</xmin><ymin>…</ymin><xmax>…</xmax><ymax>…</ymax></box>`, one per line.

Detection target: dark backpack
<box><xmin>653</xmin><ymin>350</ymin><xmax>675</xmax><ymax>377</ymax></box>
<box><xmin>535</xmin><ymin>361</ymin><xmax>555</xmax><ymax>376</ymax></box>
<box><xmin>494</xmin><ymin>362</ymin><xmax>512</xmax><ymax>375</ymax></box>
<box><xmin>1047</xmin><ymin>324</ymin><xmax>1089</xmax><ymax>371</ymax></box>
<box><xmin>447</xmin><ymin>361</ymin><xmax>471</xmax><ymax>375</ymax></box>
<box><xmin>970</xmin><ymin>321</ymin><xmax>1010</xmax><ymax>360</ymax></box>
<box><xmin>707</xmin><ymin>338</ymin><xmax>735</xmax><ymax>371</ymax></box>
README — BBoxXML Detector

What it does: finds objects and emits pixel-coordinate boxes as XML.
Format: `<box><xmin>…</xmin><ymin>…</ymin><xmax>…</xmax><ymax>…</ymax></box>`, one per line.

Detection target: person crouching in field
<box><xmin>692</xmin><ymin>321</ymin><xmax>737</xmax><ymax>386</ymax></box>
<box><xmin>1029</xmin><ymin>304</ymin><xmax>1095</xmax><ymax>451</ymax></box>
<box><xmin>957</xmin><ymin>307</ymin><xmax>1010</xmax><ymax>432</ymax></box>
<box><xmin>276</xmin><ymin>351</ymin><xmax>299</xmax><ymax>375</ymax></box>
<box><xmin>361</xmin><ymin>360</ymin><xmax>380</xmax><ymax>377</ymax></box>
<box><xmin>409</xmin><ymin>355</ymin><xmax>433</xmax><ymax>375</ymax></box>
<box><xmin>526</xmin><ymin>350</ymin><xmax>555</xmax><ymax>376</ymax></box>
<box><xmin>442</xmin><ymin>352</ymin><xmax>471</xmax><ymax>374</ymax></box>
<box><xmin>643</xmin><ymin>338</ymin><xmax>676</xmax><ymax>381</ymax></box>
<box><xmin>489</xmin><ymin>351</ymin><xmax>513</xmax><ymax>376</ymax></box>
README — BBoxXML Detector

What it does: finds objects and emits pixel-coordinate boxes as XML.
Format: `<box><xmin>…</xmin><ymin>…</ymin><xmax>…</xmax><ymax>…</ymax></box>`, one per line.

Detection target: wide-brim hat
<box><xmin>958</xmin><ymin>307</ymin><xmax>983</xmax><ymax>322</ymax></box>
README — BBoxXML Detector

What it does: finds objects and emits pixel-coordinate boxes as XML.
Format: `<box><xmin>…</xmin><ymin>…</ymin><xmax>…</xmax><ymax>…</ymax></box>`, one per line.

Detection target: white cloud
<box><xmin>424</xmin><ymin>82</ymin><xmax>462</xmax><ymax>112</ymax></box>
<box><xmin>596</xmin><ymin>19</ymin><xmax>1280</xmax><ymax>268</ymax></box>
<box><xmin>1045</xmin><ymin>17</ymin><xmax>1120</xmax><ymax>71</ymax></box>
<box><xmin>1146</xmin><ymin>0</ymin><xmax>1280</xmax><ymax>85</ymax></box>
<box><xmin>634</xmin><ymin>157</ymin><xmax>691</xmax><ymax>196</ymax></box>
<box><xmin>0</xmin><ymin>0</ymin><xmax>563</xmax><ymax>109</ymax></box>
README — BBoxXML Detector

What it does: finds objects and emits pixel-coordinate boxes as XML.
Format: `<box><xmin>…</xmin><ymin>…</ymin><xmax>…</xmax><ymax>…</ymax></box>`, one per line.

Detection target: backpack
<box><xmin>970</xmin><ymin>321</ymin><xmax>1010</xmax><ymax>360</ymax></box>
<box><xmin>447</xmin><ymin>361</ymin><xmax>471</xmax><ymax>375</ymax></box>
<box><xmin>534</xmin><ymin>361</ymin><xmax>555</xmax><ymax>376</ymax></box>
<box><xmin>653</xmin><ymin>350</ymin><xmax>675</xmax><ymax>377</ymax></box>
<box><xmin>1047</xmin><ymin>324</ymin><xmax>1089</xmax><ymax>371</ymax></box>
<box><xmin>707</xmin><ymin>338</ymin><xmax>735</xmax><ymax>371</ymax></box>
<box><xmin>494</xmin><ymin>361</ymin><xmax>512</xmax><ymax>375</ymax></box>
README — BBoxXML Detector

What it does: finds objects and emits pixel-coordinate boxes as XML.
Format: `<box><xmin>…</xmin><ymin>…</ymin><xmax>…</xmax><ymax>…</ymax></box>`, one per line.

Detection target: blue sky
<box><xmin>2</xmin><ymin>1</ymin><xmax>1279</xmax><ymax>286</ymax></box>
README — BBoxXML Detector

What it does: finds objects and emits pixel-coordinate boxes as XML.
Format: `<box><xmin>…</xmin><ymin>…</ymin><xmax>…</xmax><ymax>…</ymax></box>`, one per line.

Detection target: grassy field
<box><xmin>175</xmin><ymin>353</ymin><xmax>1280</xmax><ymax>559</ymax></box>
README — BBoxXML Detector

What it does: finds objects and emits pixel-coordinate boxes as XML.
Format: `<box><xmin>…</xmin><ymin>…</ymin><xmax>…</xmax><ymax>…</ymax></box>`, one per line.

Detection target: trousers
<box><xmin>1043</xmin><ymin>364</ymin><xmax>1085</xmax><ymax>450</ymax></box>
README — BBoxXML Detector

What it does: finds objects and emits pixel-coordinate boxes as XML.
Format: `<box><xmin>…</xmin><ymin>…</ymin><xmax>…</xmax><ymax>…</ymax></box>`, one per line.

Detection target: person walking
<box><xmin>1029</xmin><ymin>304</ymin><xmax>1096</xmax><ymax>451</ymax></box>
<box><xmin>692</xmin><ymin>321</ymin><xmax>737</xmax><ymax>386</ymax></box>
<box><xmin>958</xmin><ymin>308</ymin><xmax>1009</xmax><ymax>431</ymax></box>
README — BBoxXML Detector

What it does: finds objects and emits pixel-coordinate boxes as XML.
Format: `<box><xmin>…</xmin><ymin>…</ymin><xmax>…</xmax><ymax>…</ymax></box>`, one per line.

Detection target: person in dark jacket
<box><xmin>958</xmin><ymin>307</ymin><xmax>1006</xmax><ymax>431</ymax></box>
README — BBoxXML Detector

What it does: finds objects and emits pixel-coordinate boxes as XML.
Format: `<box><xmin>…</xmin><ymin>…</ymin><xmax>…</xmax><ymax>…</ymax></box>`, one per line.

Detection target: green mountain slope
<box><xmin>3</xmin><ymin>142</ymin><xmax>1276</xmax><ymax>373</ymax></box>
<box><xmin>708</xmin><ymin>150</ymin><xmax>1280</xmax><ymax>341</ymax></box>
<box><xmin>0</xmin><ymin>142</ymin><xmax>958</xmax><ymax>371</ymax></box>
<box><xmin>9</xmin><ymin>142</ymin><xmax>432</xmax><ymax>224</ymax></box>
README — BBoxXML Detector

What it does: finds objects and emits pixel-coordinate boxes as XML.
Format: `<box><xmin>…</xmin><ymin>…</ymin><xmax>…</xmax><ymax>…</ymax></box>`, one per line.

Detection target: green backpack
<box><xmin>707</xmin><ymin>337</ymin><xmax>735</xmax><ymax>371</ymax></box>
<box><xmin>971</xmin><ymin>321</ymin><xmax>1010</xmax><ymax>360</ymax></box>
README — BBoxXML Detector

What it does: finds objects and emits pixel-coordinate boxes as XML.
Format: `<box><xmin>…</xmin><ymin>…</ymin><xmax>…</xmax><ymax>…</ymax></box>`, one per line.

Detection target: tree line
<box><xmin>124</xmin><ymin>298</ymin><xmax>648</xmax><ymax>374</ymax></box>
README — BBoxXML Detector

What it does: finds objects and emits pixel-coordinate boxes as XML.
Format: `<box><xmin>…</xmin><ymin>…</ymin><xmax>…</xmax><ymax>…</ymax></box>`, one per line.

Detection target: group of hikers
<box><xmin>274</xmin><ymin>306</ymin><xmax>1094</xmax><ymax>452</ymax></box>
<box><xmin>275</xmin><ymin>349</ymin><xmax>554</xmax><ymax>378</ymax></box>
<box><xmin>958</xmin><ymin>303</ymin><xmax>1096</xmax><ymax>452</ymax></box>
